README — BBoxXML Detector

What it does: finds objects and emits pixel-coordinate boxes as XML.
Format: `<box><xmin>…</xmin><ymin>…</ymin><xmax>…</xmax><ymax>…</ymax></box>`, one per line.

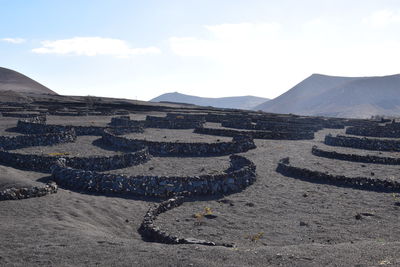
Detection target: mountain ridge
<box><xmin>151</xmin><ymin>92</ymin><xmax>269</xmax><ymax>110</ymax></box>
<box><xmin>254</xmin><ymin>73</ymin><xmax>400</xmax><ymax>118</ymax></box>
<box><xmin>0</xmin><ymin>67</ymin><xmax>57</xmax><ymax>95</ymax></box>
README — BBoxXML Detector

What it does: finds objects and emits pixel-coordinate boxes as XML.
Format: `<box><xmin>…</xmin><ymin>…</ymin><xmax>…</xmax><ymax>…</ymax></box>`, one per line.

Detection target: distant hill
<box><xmin>254</xmin><ymin>73</ymin><xmax>400</xmax><ymax>118</ymax></box>
<box><xmin>0</xmin><ymin>67</ymin><xmax>57</xmax><ymax>95</ymax></box>
<box><xmin>151</xmin><ymin>92</ymin><xmax>269</xmax><ymax>110</ymax></box>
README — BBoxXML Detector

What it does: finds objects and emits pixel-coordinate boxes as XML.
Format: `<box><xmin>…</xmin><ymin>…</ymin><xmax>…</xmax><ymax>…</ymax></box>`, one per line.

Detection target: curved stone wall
<box><xmin>138</xmin><ymin>196</ymin><xmax>233</xmax><ymax>247</ymax></box>
<box><xmin>0</xmin><ymin>182</ymin><xmax>58</xmax><ymax>201</ymax></box>
<box><xmin>0</xmin><ymin>147</ymin><xmax>150</xmax><ymax>173</ymax></box>
<box><xmin>346</xmin><ymin>126</ymin><xmax>400</xmax><ymax>138</ymax></box>
<box><xmin>1</xmin><ymin>112</ymin><xmax>42</xmax><ymax>118</ymax></box>
<box><xmin>255</xmin><ymin>121</ymin><xmax>322</xmax><ymax>131</ymax></box>
<box><xmin>276</xmin><ymin>157</ymin><xmax>400</xmax><ymax>192</ymax></box>
<box><xmin>109</xmin><ymin>116</ymin><xmax>145</xmax><ymax>128</ymax></box>
<box><xmin>0</xmin><ymin>129</ymin><xmax>77</xmax><ymax>150</ymax></box>
<box><xmin>194</xmin><ymin>127</ymin><xmax>314</xmax><ymax>140</ymax></box>
<box><xmin>16</xmin><ymin>120</ymin><xmax>143</xmax><ymax>136</ymax></box>
<box><xmin>166</xmin><ymin>113</ymin><xmax>206</xmax><ymax>122</ymax></box>
<box><xmin>51</xmin><ymin>155</ymin><xmax>257</xmax><ymax>198</ymax></box>
<box><xmin>325</xmin><ymin>134</ymin><xmax>400</xmax><ymax>151</ymax></box>
<box><xmin>101</xmin><ymin>130</ymin><xmax>256</xmax><ymax>156</ymax></box>
<box><xmin>311</xmin><ymin>146</ymin><xmax>400</xmax><ymax>165</ymax></box>
<box><xmin>145</xmin><ymin>115</ymin><xmax>204</xmax><ymax>129</ymax></box>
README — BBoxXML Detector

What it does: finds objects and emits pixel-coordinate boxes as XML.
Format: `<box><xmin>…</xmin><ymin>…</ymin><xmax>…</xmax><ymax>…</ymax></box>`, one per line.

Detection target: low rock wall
<box><xmin>0</xmin><ymin>182</ymin><xmax>58</xmax><ymax>201</ymax></box>
<box><xmin>1</xmin><ymin>112</ymin><xmax>42</xmax><ymax>118</ymax></box>
<box><xmin>0</xmin><ymin>147</ymin><xmax>150</xmax><ymax>173</ymax></box>
<box><xmin>311</xmin><ymin>146</ymin><xmax>400</xmax><ymax>165</ymax></box>
<box><xmin>255</xmin><ymin>121</ymin><xmax>322</xmax><ymax>131</ymax></box>
<box><xmin>109</xmin><ymin>116</ymin><xmax>146</xmax><ymax>128</ymax></box>
<box><xmin>145</xmin><ymin>115</ymin><xmax>204</xmax><ymax>129</ymax></box>
<box><xmin>101</xmin><ymin>130</ymin><xmax>256</xmax><ymax>156</ymax></box>
<box><xmin>166</xmin><ymin>113</ymin><xmax>206</xmax><ymax>122</ymax></box>
<box><xmin>51</xmin><ymin>155</ymin><xmax>256</xmax><ymax>198</ymax></box>
<box><xmin>0</xmin><ymin>129</ymin><xmax>77</xmax><ymax>150</ymax></box>
<box><xmin>346</xmin><ymin>126</ymin><xmax>400</xmax><ymax>138</ymax></box>
<box><xmin>194</xmin><ymin>127</ymin><xmax>314</xmax><ymax>140</ymax></box>
<box><xmin>17</xmin><ymin>120</ymin><xmax>143</xmax><ymax>136</ymax></box>
<box><xmin>276</xmin><ymin>157</ymin><xmax>400</xmax><ymax>192</ymax></box>
<box><xmin>325</xmin><ymin>134</ymin><xmax>400</xmax><ymax>151</ymax></box>
<box><xmin>138</xmin><ymin>196</ymin><xmax>233</xmax><ymax>246</ymax></box>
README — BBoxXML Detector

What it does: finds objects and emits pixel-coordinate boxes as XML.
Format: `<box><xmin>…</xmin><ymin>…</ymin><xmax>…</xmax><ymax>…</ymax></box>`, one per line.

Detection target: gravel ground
<box><xmin>123</xmin><ymin>128</ymin><xmax>232</xmax><ymax>143</ymax></box>
<box><xmin>102</xmin><ymin>156</ymin><xmax>231</xmax><ymax>176</ymax></box>
<box><xmin>11</xmin><ymin>136</ymin><xmax>119</xmax><ymax>157</ymax></box>
<box><xmin>2</xmin><ymin>114</ymin><xmax>400</xmax><ymax>267</ymax></box>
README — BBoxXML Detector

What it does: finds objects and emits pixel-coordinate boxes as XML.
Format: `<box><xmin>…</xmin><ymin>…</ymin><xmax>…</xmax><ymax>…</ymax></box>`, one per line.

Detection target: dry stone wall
<box><xmin>194</xmin><ymin>127</ymin><xmax>314</xmax><ymax>140</ymax></box>
<box><xmin>346</xmin><ymin>125</ymin><xmax>400</xmax><ymax>138</ymax></box>
<box><xmin>325</xmin><ymin>134</ymin><xmax>400</xmax><ymax>151</ymax></box>
<box><xmin>277</xmin><ymin>157</ymin><xmax>400</xmax><ymax>192</ymax></box>
<box><xmin>0</xmin><ymin>182</ymin><xmax>58</xmax><ymax>201</ymax></box>
<box><xmin>0</xmin><ymin>147</ymin><xmax>150</xmax><ymax>173</ymax></box>
<box><xmin>312</xmin><ymin>146</ymin><xmax>400</xmax><ymax>165</ymax></box>
<box><xmin>0</xmin><ymin>129</ymin><xmax>77</xmax><ymax>150</ymax></box>
<box><xmin>138</xmin><ymin>196</ymin><xmax>233</xmax><ymax>247</ymax></box>
<box><xmin>17</xmin><ymin>120</ymin><xmax>143</xmax><ymax>136</ymax></box>
<box><xmin>101</xmin><ymin>129</ymin><xmax>256</xmax><ymax>156</ymax></box>
<box><xmin>145</xmin><ymin>115</ymin><xmax>204</xmax><ymax>129</ymax></box>
<box><xmin>51</xmin><ymin>155</ymin><xmax>256</xmax><ymax>198</ymax></box>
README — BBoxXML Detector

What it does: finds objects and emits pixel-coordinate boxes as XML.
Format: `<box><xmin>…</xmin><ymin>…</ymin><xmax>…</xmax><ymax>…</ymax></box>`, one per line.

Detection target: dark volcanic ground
<box><xmin>1</xmin><ymin>113</ymin><xmax>400</xmax><ymax>267</ymax></box>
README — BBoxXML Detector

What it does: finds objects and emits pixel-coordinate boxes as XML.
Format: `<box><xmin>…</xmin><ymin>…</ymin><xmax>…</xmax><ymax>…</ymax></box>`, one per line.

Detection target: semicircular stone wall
<box><xmin>51</xmin><ymin>154</ymin><xmax>257</xmax><ymax>198</ymax></box>
<box><xmin>101</xmin><ymin>129</ymin><xmax>256</xmax><ymax>156</ymax></box>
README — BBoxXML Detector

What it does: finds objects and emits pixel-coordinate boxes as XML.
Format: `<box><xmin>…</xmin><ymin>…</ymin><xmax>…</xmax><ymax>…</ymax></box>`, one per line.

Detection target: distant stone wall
<box><xmin>346</xmin><ymin>126</ymin><xmax>400</xmax><ymax>138</ymax></box>
<box><xmin>276</xmin><ymin>157</ymin><xmax>400</xmax><ymax>192</ymax></box>
<box><xmin>0</xmin><ymin>182</ymin><xmax>58</xmax><ymax>201</ymax></box>
<box><xmin>1</xmin><ymin>112</ymin><xmax>42</xmax><ymax>118</ymax></box>
<box><xmin>52</xmin><ymin>154</ymin><xmax>257</xmax><ymax>198</ymax></box>
<box><xmin>220</xmin><ymin>117</ymin><xmax>330</xmax><ymax>132</ymax></box>
<box><xmin>343</xmin><ymin>119</ymin><xmax>380</xmax><ymax>127</ymax></box>
<box><xmin>16</xmin><ymin>120</ymin><xmax>143</xmax><ymax>136</ymax></box>
<box><xmin>221</xmin><ymin>118</ymin><xmax>254</xmax><ymax>130</ymax></box>
<box><xmin>255</xmin><ymin>121</ymin><xmax>322</xmax><ymax>132</ymax></box>
<box><xmin>101</xmin><ymin>129</ymin><xmax>256</xmax><ymax>156</ymax></box>
<box><xmin>311</xmin><ymin>145</ymin><xmax>400</xmax><ymax>165</ymax></box>
<box><xmin>0</xmin><ymin>147</ymin><xmax>150</xmax><ymax>173</ymax></box>
<box><xmin>0</xmin><ymin>129</ymin><xmax>77</xmax><ymax>150</ymax></box>
<box><xmin>145</xmin><ymin>115</ymin><xmax>204</xmax><ymax>129</ymax></box>
<box><xmin>325</xmin><ymin>134</ymin><xmax>400</xmax><ymax>151</ymax></box>
<box><xmin>194</xmin><ymin>127</ymin><xmax>314</xmax><ymax>140</ymax></box>
<box><xmin>138</xmin><ymin>196</ymin><xmax>233</xmax><ymax>247</ymax></box>
<box><xmin>109</xmin><ymin>116</ymin><xmax>146</xmax><ymax>128</ymax></box>
<box><xmin>205</xmin><ymin>113</ymin><xmax>227</xmax><ymax>123</ymax></box>
<box><xmin>166</xmin><ymin>113</ymin><xmax>206</xmax><ymax>122</ymax></box>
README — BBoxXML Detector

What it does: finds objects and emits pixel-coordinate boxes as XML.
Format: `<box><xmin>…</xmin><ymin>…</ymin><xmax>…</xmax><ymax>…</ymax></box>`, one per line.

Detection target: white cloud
<box><xmin>170</xmin><ymin>22</ymin><xmax>281</xmax><ymax>58</ymax></box>
<box><xmin>168</xmin><ymin>21</ymin><xmax>400</xmax><ymax>98</ymax></box>
<box><xmin>32</xmin><ymin>37</ymin><xmax>161</xmax><ymax>58</ymax></box>
<box><xmin>363</xmin><ymin>9</ymin><xmax>400</xmax><ymax>28</ymax></box>
<box><xmin>1</xmin><ymin>38</ymin><xmax>26</xmax><ymax>44</ymax></box>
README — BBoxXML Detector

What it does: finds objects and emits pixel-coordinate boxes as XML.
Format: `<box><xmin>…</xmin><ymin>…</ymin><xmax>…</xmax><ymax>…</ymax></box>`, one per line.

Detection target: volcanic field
<box><xmin>1</xmin><ymin>98</ymin><xmax>400</xmax><ymax>266</ymax></box>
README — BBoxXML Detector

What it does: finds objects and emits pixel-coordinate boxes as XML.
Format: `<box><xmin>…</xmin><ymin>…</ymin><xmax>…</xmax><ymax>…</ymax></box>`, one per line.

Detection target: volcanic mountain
<box><xmin>254</xmin><ymin>73</ymin><xmax>400</xmax><ymax>118</ymax></box>
<box><xmin>0</xmin><ymin>67</ymin><xmax>57</xmax><ymax>95</ymax></box>
<box><xmin>151</xmin><ymin>92</ymin><xmax>269</xmax><ymax>110</ymax></box>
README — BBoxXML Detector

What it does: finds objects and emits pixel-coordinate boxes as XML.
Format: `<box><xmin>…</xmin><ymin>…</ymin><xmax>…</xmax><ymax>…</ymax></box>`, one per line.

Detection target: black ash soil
<box><xmin>2</xmin><ymin>114</ymin><xmax>400</xmax><ymax>266</ymax></box>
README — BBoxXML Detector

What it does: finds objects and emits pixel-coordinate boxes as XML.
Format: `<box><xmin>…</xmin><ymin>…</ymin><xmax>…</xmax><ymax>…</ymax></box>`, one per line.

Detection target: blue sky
<box><xmin>1</xmin><ymin>0</ymin><xmax>400</xmax><ymax>100</ymax></box>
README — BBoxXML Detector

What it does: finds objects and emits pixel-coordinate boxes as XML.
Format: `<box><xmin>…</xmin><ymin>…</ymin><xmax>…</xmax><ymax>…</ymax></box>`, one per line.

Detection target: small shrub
<box><xmin>246</xmin><ymin>232</ymin><xmax>264</xmax><ymax>242</ymax></box>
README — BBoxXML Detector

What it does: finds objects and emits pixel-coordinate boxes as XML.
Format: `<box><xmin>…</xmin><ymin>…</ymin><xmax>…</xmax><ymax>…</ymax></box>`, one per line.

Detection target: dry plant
<box><xmin>193</xmin><ymin>207</ymin><xmax>213</xmax><ymax>226</ymax></box>
<box><xmin>245</xmin><ymin>232</ymin><xmax>264</xmax><ymax>242</ymax></box>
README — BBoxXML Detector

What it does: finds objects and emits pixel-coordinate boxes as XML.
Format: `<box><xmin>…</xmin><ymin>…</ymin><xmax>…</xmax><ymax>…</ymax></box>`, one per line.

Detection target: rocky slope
<box><xmin>255</xmin><ymin>73</ymin><xmax>400</xmax><ymax>118</ymax></box>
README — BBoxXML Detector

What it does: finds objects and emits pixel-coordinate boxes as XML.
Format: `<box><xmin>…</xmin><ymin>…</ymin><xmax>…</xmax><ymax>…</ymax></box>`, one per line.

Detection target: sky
<box><xmin>1</xmin><ymin>0</ymin><xmax>400</xmax><ymax>101</ymax></box>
